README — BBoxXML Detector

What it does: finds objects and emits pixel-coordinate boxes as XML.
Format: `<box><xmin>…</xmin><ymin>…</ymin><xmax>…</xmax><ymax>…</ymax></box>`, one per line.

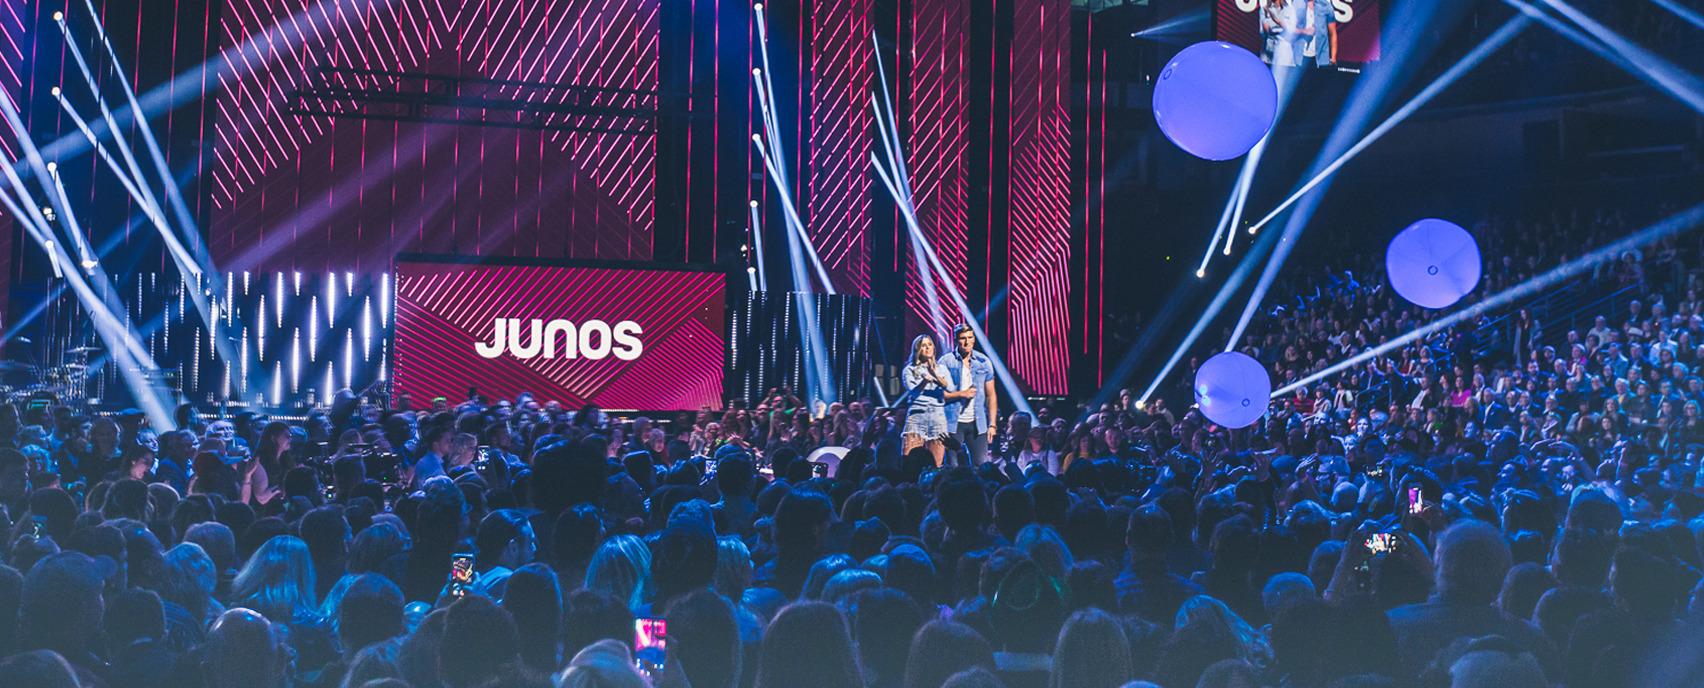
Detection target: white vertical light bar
<box><xmin>326</xmin><ymin>272</ymin><xmax>337</xmax><ymax>327</ymax></box>
<box><xmin>345</xmin><ymin>271</ymin><xmax>354</xmax><ymax>297</ymax></box>
<box><xmin>239</xmin><ymin>327</ymin><xmax>249</xmax><ymax>395</ymax></box>
<box><xmin>272</xmin><ymin>361</ymin><xmax>282</xmax><ymax>405</ymax></box>
<box><xmin>343</xmin><ymin>332</ymin><xmax>353</xmax><ymax>389</ymax></box>
<box><xmin>362</xmin><ymin>296</ymin><xmax>372</xmax><ymax>360</ymax></box>
<box><xmin>243</xmin><ymin>271</ymin><xmax>250</xmax><ymax>295</ymax></box>
<box><xmin>257</xmin><ymin>295</ymin><xmax>267</xmax><ymax>361</ymax></box>
<box><xmin>293</xmin><ymin>270</ymin><xmax>302</xmax><ymax>296</ymax></box>
<box><xmin>380</xmin><ymin>272</ymin><xmax>390</xmax><ymax>325</ymax></box>
<box><xmin>291</xmin><ymin>328</ymin><xmax>301</xmax><ymax>393</ymax></box>
<box><xmin>274</xmin><ymin>272</ymin><xmax>284</xmax><ymax>326</ymax></box>
<box><xmin>309</xmin><ymin>297</ymin><xmax>319</xmax><ymax>361</ymax></box>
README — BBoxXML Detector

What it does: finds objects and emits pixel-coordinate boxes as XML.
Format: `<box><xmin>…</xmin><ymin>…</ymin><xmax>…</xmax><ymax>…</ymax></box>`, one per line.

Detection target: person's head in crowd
<box><xmin>342</xmin><ymin>639</ymin><xmax>406</xmax><ymax>688</ymax></box>
<box><xmin>1609</xmin><ymin>544</ymin><xmax>1685</xmax><ymax>618</ymax></box>
<box><xmin>1196</xmin><ymin>658</ymin><xmax>1262</xmax><ymax>688</ymax></box>
<box><xmin>347</xmin><ymin>521</ymin><xmax>410</xmax><ymax>575</ymax></box>
<box><xmin>1532</xmin><ymin>585</ymin><xmax>1613</xmax><ymax>647</ymax></box>
<box><xmin>502</xmin><ymin>562</ymin><xmax>564</xmax><ymax>674</ymax></box>
<box><xmin>439</xmin><ymin>593</ymin><xmax>521</xmax><ymax>688</ymax></box>
<box><xmin>558</xmin><ymin>638</ymin><xmax>648</xmax><ymax>688</ymax></box>
<box><xmin>160</xmin><ymin>542</ymin><xmax>220</xmax><ymax>621</ymax></box>
<box><xmin>717</xmin><ymin>452</ymin><xmax>756</xmax><ymax>502</ymax></box>
<box><xmin>553</xmin><ymin>503</ymin><xmax>603</xmax><ymax>573</ymax></box>
<box><xmin>338</xmin><ymin>573</ymin><xmax>405</xmax><ymax>657</ymax></box>
<box><xmin>1127</xmin><ymin>504</ymin><xmax>1172</xmax><ymax>560</ymax></box>
<box><xmin>1050</xmin><ymin>607</ymin><xmax>1132</xmax><ymax>688</ymax></box>
<box><xmin>398</xmin><ymin>608</ymin><xmax>448</xmax><ymax>688</ymax></box>
<box><xmin>756</xmin><ymin>602</ymin><xmax>862</xmax><ymax>688</ymax></box>
<box><xmin>651</xmin><ymin>500</ymin><xmax>718</xmax><ymax>607</ymax></box>
<box><xmin>1015</xmin><ymin>524</ymin><xmax>1075</xmax><ymax>583</ymax></box>
<box><xmin>1551</xmin><ymin>526</ymin><xmax>1617</xmax><ymax>589</ymax></box>
<box><xmin>0</xmin><ymin>649</ymin><xmax>82</xmax><ymax>688</ymax></box>
<box><xmin>774</xmin><ymin>488</ymin><xmax>834</xmax><ymax>567</ymax></box>
<box><xmin>940</xmin><ymin>666</ymin><xmax>1006</xmax><ymax>688</ymax></box>
<box><xmin>993</xmin><ymin>484</ymin><xmax>1035</xmax><ymax>541</ymax></box>
<box><xmin>903</xmin><ymin>620</ymin><xmax>995</xmax><ymax>688</ymax></box>
<box><xmin>230</xmin><ymin>534</ymin><xmax>317</xmax><ymax>624</ymax></box>
<box><xmin>585</xmin><ymin>534</ymin><xmax>650</xmax><ymax>611</ymax></box>
<box><xmin>475</xmin><ymin>508</ymin><xmax>537</xmax><ymax>573</ymax></box>
<box><xmin>1497</xmin><ymin>562</ymin><xmax>1556</xmax><ymax>621</ymax></box>
<box><xmin>563</xmin><ymin>589</ymin><xmax>637</xmax><ymax>664</ymax></box>
<box><xmin>714</xmin><ymin>535</ymin><xmax>754</xmax><ymax>602</ymax></box>
<box><xmin>301</xmin><ymin>505</ymin><xmax>352</xmax><ymax>578</ymax></box>
<box><xmin>1434</xmin><ymin>521</ymin><xmax>1513</xmax><ymax>606</ymax></box>
<box><xmin>1446</xmin><ymin>635</ymin><xmax>1547</xmax><ymax>688</ymax></box>
<box><xmin>185</xmin><ymin>521</ymin><xmax>239</xmax><ymax>576</ymax></box>
<box><xmin>107</xmin><ymin>587</ymin><xmax>166</xmax><ymax>649</ymax></box>
<box><xmin>18</xmin><ymin>552</ymin><xmax>108</xmax><ymax>663</ymax></box>
<box><xmin>984</xmin><ymin>551</ymin><xmax>1066</xmax><ymax>654</ymax></box>
<box><xmin>203</xmin><ymin>608</ymin><xmax>287</xmax><ymax>688</ymax></box>
<box><xmin>1262</xmin><ymin>572</ymin><xmax>1317</xmax><ymax>623</ymax></box>
<box><xmin>660</xmin><ymin>587</ymin><xmax>742</xmax><ymax>688</ymax></box>
<box><xmin>0</xmin><ymin>564</ymin><xmax>22</xmax><ymax>656</ymax></box>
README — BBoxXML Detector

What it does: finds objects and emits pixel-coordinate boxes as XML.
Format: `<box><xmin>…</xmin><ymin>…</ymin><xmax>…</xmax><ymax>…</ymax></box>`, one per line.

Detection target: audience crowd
<box><xmin>1</xmin><ymin>201</ymin><xmax>1703</xmax><ymax>688</ymax></box>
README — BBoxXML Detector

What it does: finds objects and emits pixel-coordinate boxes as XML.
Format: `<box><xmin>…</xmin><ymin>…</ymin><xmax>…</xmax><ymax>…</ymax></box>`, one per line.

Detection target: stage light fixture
<box><xmin>52</xmin><ymin>11</ymin><xmax>62</xmax><ymax>21</ymax></box>
<box><xmin>46</xmin><ymin>162</ymin><xmax>56</xmax><ymax>172</ymax></box>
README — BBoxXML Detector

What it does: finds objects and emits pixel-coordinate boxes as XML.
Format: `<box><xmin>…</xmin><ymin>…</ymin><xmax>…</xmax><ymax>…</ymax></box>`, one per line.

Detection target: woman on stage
<box><xmin>902</xmin><ymin>333</ymin><xmax>953</xmax><ymax>466</ymax></box>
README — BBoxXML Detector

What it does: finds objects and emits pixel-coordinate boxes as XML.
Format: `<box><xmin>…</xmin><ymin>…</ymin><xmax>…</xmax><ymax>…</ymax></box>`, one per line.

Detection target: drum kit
<box><xmin>0</xmin><ymin>342</ymin><xmax>111</xmax><ymax>403</ymax></box>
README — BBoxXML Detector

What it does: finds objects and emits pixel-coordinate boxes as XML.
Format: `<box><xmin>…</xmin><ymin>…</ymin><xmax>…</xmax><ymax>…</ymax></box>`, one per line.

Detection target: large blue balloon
<box><xmin>1386</xmin><ymin>218</ymin><xmax>1481</xmax><ymax>310</ymax></box>
<box><xmin>1153</xmin><ymin>42</ymin><xmax>1278</xmax><ymax>161</ymax></box>
<box><xmin>1194</xmin><ymin>351</ymin><xmax>1272</xmax><ymax>429</ymax></box>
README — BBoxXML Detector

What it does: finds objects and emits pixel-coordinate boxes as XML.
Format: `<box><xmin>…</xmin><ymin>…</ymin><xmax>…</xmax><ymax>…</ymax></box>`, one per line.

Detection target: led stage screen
<box><xmin>1214</xmin><ymin>0</ymin><xmax>1381</xmax><ymax>71</ymax></box>
<box><xmin>393</xmin><ymin>257</ymin><xmax>727</xmax><ymax>411</ymax></box>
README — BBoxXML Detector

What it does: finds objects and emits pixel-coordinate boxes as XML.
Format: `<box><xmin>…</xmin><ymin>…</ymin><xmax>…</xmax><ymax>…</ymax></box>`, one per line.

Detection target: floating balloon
<box><xmin>1386</xmin><ymin>218</ymin><xmax>1482</xmax><ymax>309</ymax></box>
<box><xmin>1152</xmin><ymin>42</ymin><xmax>1278</xmax><ymax>161</ymax></box>
<box><xmin>1194</xmin><ymin>351</ymin><xmax>1272</xmax><ymax>429</ymax></box>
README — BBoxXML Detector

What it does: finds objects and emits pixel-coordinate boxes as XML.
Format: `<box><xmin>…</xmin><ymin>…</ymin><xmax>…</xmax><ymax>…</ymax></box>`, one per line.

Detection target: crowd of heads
<box><xmin>2</xmin><ymin>206</ymin><xmax>1704</xmax><ymax>688</ymax></box>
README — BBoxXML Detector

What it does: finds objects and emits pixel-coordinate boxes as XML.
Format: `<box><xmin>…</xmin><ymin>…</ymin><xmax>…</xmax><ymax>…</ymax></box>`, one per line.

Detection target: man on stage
<box><xmin>944</xmin><ymin>324</ymin><xmax>997</xmax><ymax>466</ymax></box>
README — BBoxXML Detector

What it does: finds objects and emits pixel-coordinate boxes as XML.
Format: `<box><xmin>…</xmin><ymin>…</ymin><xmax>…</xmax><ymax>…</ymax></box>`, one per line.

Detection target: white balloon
<box><xmin>1386</xmin><ymin>218</ymin><xmax>1481</xmax><ymax>310</ymax></box>
<box><xmin>1194</xmin><ymin>351</ymin><xmax>1272</xmax><ymax>429</ymax></box>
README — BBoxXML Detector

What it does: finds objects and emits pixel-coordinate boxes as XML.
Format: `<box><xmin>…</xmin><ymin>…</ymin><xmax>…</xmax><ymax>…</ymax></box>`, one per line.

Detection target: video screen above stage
<box><xmin>1214</xmin><ymin>0</ymin><xmax>1381</xmax><ymax>72</ymax></box>
<box><xmin>393</xmin><ymin>257</ymin><xmax>727</xmax><ymax>412</ymax></box>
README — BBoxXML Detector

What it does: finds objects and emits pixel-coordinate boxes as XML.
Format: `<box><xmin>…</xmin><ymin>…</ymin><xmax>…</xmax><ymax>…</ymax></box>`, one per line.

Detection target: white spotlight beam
<box><xmin>53</xmin><ymin>17</ymin><xmax>201</xmax><ymax>278</ymax></box>
<box><xmin>1196</xmin><ymin>64</ymin><xmax>1299</xmax><ymax>275</ymax></box>
<box><xmin>53</xmin><ymin>89</ymin><xmax>152</xmax><ymax>211</ymax></box>
<box><xmin>76</xmin><ymin>0</ymin><xmax>205</xmax><ymax>265</ymax></box>
<box><xmin>752</xmin><ymin>5</ymin><xmax>836</xmax><ymax>295</ymax></box>
<box><xmin>0</xmin><ymin>177</ymin><xmax>63</xmax><ymax>278</ymax></box>
<box><xmin>38</xmin><ymin>0</ymin><xmax>391</xmax><ymax>167</ymax></box>
<box><xmin>873</xmin><ymin>153</ymin><xmax>1034</xmax><ymax>418</ymax></box>
<box><xmin>1223</xmin><ymin>16</ymin><xmax>1531</xmax><ymax>354</ymax></box>
<box><xmin>0</xmin><ymin>159</ymin><xmax>170</xmax><ymax>425</ymax></box>
<box><xmin>1136</xmin><ymin>228</ymin><xmax>1280</xmax><ymax>404</ymax></box>
<box><xmin>750</xmin><ymin>133</ymin><xmax>837</xmax><ymax>293</ymax></box>
<box><xmin>45</xmin><ymin>164</ymin><xmax>96</xmax><ymax>269</ymax></box>
<box><xmin>870</xmin><ymin>38</ymin><xmax>950</xmax><ymax>337</ymax></box>
<box><xmin>1651</xmin><ymin>0</ymin><xmax>1704</xmax><ymax>32</ymax></box>
<box><xmin>1243</xmin><ymin>16</ymin><xmax>1531</xmax><ymax>238</ymax></box>
<box><xmin>1276</xmin><ymin>201</ymin><xmax>1704</xmax><ymax>397</ymax></box>
<box><xmin>748</xmin><ymin>201</ymin><xmax>769</xmax><ymax>291</ymax></box>
<box><xmin>1521</xmin><ymin>0</ymin><xmax>1704</xmax><ymax>115</ymax></box>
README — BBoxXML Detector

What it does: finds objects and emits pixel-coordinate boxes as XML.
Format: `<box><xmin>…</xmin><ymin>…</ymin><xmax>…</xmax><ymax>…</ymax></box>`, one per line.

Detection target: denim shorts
<box><xmin>903</xmin><ymin>406</ymin><xmax>950</xmax><ymax>439</ymax></box>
